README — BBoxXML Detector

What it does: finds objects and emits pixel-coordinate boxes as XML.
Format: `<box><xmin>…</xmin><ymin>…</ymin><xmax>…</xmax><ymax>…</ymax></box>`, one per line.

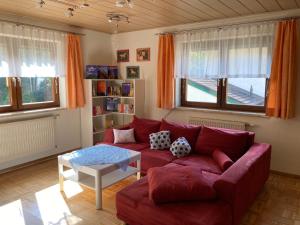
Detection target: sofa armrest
<box><xmin>213</xmin><ymin>143</ymin><xmax>271</xmax><ymax>225</ymax></box>
<box><xmin>103</xmin><ymin>124</ymin><xmax>131</xmax><ymax>143</ymax></box>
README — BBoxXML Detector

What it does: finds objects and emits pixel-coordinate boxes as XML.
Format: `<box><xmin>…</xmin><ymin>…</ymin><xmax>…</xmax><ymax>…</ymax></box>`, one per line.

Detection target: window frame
<box><xmin>181</xmin><ymin>78</ymin><xmax>268</xmax><ymax>113</ymax></box>
<box><xmin>0</xmin><ymin>77</ymin><xmax>60</xmax><ymax>113</ymax></box>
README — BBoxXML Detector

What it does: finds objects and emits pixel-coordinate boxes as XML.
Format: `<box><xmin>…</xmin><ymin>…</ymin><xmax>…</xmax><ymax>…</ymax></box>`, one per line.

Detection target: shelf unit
<box><xmin>81</xmin><ymin>79</ymin><xmax>145</xmax><ymax>147</ymax></box>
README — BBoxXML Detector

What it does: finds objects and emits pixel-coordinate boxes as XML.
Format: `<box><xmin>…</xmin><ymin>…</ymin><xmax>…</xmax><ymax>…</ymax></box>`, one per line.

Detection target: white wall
<box><xmin>111</xmin><ymin>9</ymin><xmax>300</xmax><ymax>175</ymax></box>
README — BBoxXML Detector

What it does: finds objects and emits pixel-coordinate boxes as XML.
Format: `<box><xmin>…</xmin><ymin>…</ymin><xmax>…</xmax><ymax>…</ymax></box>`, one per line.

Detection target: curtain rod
<box><xmin>0</xmin><ymin>18</ymin><xmax>86</xmax><ymax>36</ymax></box>
<box><xmin>155</xmin><ymin>16</ymin><xmax>299</xmax><ymax>35</ymax></box>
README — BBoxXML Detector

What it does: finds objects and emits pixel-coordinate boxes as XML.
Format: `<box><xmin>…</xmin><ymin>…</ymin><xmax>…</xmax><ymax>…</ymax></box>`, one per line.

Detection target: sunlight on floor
<box><xmin>0</xmin><ymin>200</ymin><xmax>26</xmax><ymax>225</ymax></box>
<box><xmin>35</xmin><ymin>182</ymin><xmax>83</xmax><ymax>225</ymax></box>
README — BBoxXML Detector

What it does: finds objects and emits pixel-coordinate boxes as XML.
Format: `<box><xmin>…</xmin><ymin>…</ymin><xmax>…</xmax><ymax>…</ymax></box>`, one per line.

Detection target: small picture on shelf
<box><xmin>108</xmin><ymin>66</ymin><xmax>119</xmax><ymax>79</ymax></box>
<box><xmin>137</xmin><ymin>48</ymin><xmax>150</xmax><ymax>61</ymax></box>
<box><xmin>126</xmin><ymin>66</ymin><xmax>140</xmax><ymax>79</ymax></box>
<box><xmin>98</xmin><ymin>66</ymin><xmax>109</xmax><ymax>79</ymax></box>
<box><xmin>105</xmin><ymin>98</ymin><xmax>119</xmax><ymax>111</ymax></box>
<box><xmin>122</xmin><ymin>83</ymin><xmax>131</xmax><ymax>97</ymax></box>
<box><xmin>85</xmin><ymin>65</ymin><xmax>100</xmax><ymax>79</ymax></box>
<box><xmin>117</xmin><ymin>49</ymin><xmax>129</xmax><ymax>63</ymax></box>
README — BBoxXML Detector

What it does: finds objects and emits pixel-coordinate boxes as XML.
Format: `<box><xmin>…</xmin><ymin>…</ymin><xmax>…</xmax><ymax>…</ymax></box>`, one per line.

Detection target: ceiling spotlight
<box><xmin>65</xmin><ymin>8</ymin><xmax>74</xmax><ymax>17</ymax></box>
<box><xmin>115</xmin><ymin>0</ymin><xmax>134</xmax><ymax>8</ymax></box>
<box><xmin>37</xmin><ymin>0</ymin><xmax>46</xmax><ymax>8</ymax></box>
<box><xmin>80</xmin><ymin>0</ymin><xmax>90</xmax><ymax>8</ymax></box>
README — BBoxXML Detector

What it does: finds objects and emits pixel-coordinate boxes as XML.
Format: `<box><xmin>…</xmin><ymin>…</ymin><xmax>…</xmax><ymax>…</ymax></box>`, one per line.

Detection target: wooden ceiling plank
<box><xmin>199</xmin><ymin>0</ymin><xmax>239</xmax><ymax>17</ymax></box>
<box><xmin>143</xmin><ymin>0</ymin><xmax>203</xmax><ymax>22</ymax></box>
<box><xmin>219</xmin><ymin>0</ymin><xmax>252</xmax><ymax>15</ymax></box>
<box><xmin>238</xmin><ymin>0</ymin><xmax>267</xmax><ymax>13</ymax></box>
<box><xmin>276</xmin><ymin>0</ymin><xmax>298</xmax><ymax>9</ymax></box>
<box><xmin>162</xmin><ymin>0</ymin><xmax>213</xmax><ymax>20</ymax></box>
<box><xmin>133</xmin><ymin>0</ymin><xmax>192</xmax><ymax>24</ymax></box>
<box><xmin>257</xmin><ymin>0</ymin><xmax>282</xmax><ymax>11</ymax></box>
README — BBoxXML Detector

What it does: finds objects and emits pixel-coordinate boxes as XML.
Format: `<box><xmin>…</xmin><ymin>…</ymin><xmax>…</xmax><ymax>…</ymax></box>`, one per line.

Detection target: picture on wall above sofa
<box><xmin>136</xmin><ymin>48</ymin><xmax>150</xmax><ymax>61</ymax></box>
<box><xmin>117</xmin><ymin>49</ymin><xmax>130</xmax><ymax>62</ymax></box>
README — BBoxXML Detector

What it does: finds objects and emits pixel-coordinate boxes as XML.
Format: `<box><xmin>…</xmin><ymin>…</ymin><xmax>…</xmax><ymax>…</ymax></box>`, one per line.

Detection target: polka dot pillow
<box><xmin>149</xmin><ymin>131</ymin><xmax>171</xmax><ymax>150</ymax></box>
<box><xmin>170</xmin><ymin>137</ymin><xmax>191</xmax><ymax>158</ymax></box>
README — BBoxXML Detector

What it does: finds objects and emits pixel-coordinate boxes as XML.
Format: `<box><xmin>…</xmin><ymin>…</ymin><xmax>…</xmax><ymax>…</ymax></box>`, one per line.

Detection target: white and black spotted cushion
<box><xmin>149</xmin><ymin>131</ymin><xmax>171</xmax><ymax>150</ymax></box>
<box><xmin>170</xmin><ymin>137</ymin><xmax>191</xmax><ymax>158</ymax></box>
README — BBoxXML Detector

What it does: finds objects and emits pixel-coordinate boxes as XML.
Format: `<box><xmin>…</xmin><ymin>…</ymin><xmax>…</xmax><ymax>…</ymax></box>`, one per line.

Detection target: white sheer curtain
<box><xmin>175</xmin><ymin>22</ymin><xmax>275</xmax><ymax>80</ymax></box>
<box><xmin>0</xmin><ymin>22</ymin><xmax>66</xmax><ymax>77</ymax></box>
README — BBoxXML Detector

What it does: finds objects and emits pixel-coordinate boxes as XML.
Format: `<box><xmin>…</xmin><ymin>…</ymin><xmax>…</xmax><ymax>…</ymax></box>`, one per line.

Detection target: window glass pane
<box><xmin>21</xmin><ymin>77</ymin><xmax>54</xmax><ymax>104</ymax></box>
<box><xmin>186</xmin><ymin>79</ymin><xmax>218</xmax><ymax>103</ymax></box>
<box><xmin>226</xmin><ymin>78</ymin><xmax>266</xmax><ymax>106</ymax></box>
<box><xmin>0</xmin><ymin>78</ymin><xmax>10</xmax><ymax>106</ymax></box>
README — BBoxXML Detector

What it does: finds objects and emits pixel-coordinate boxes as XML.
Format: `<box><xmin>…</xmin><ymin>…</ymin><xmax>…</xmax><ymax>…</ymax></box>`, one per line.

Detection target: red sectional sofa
<box><xmin>100</xmin><ymin>117</ymin><xmax>271</xmax><ymax>225</ymax></box>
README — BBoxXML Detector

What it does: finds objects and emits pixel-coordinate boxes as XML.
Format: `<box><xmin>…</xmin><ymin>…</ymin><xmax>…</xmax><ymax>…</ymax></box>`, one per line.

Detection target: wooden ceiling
<box><xmin>0</xmin><ymin>0</ymin><xmax>299</xmax><ymax>33</ymax></box>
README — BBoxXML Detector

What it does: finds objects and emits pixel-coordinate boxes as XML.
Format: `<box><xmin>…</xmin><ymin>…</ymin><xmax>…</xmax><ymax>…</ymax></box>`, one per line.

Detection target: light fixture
<box><xmin>106</xmin><ymin>13</ymin><xmax>130</xmax><ymax>33</ymax></box>
<box><xmin>37</xmin><ymin>0</ymin><xmax>90</xmax><ymax>17</ymax></box>
<box><xmin>115</xmin><ymin>0</ymin><xmax>134</xmax><ymax>8</ymax></box>
<box><xmin>65</xmin><ymin>8</ymin><xmax>75</xmax><ymax>17</ymax></box>
<box><xmin>37</xmin><ymin>0</ymin><xmax>46</xmax><ymax>8</ymax></box>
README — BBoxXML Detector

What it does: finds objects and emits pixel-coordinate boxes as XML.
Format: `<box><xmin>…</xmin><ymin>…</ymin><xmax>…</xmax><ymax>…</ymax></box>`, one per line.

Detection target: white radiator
<box><xmin>189</xmin><ymin>117</ymin><xmax>248</xmax><ymax>131</ymax></box>
<box><xmin>0</xmin><ymin>116</ymin><xmax>56</xmax><ymax>166</ymax></box>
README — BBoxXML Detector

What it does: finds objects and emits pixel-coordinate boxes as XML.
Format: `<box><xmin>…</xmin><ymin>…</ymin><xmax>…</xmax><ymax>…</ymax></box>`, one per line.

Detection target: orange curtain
<box><xmin>157</xmin><ymin>34</ymin><xmax>175</xmax><ymax>109</ymax></box>
<box><xmin>266</xmin><ymin>20</ymin><xmax>297</xmax><ymax>119</ymax></box>
<box><xmin>66</xmin><ymin>34</ymin><xmax>85</xmax><ymax>109</ymax></box>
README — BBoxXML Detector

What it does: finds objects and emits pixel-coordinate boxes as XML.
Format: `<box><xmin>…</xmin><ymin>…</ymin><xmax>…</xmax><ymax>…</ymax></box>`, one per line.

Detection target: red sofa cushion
<box><xmin>129</xmin><ymin>116</ymin><xmax>161</xmax><ymax>143</ymax></box>
<box><xmin>173</xmin><ymin>154</ymin><xmax>222</xmax><ymax>174</ymax></box>
<box><xmin>160</xmin><ymin>119</ymin><xmax>201</xmax><ymax>149</ymax></box>
<box><xmin>195</xmin><ymin>126</ymin><xmax>249</xmax><ymax>161</ymax></box>
<box><xmin>212</xmin><ymin>149</ymin><xmax>233</xmax><ymax>171</ymax></box>
<box><xmin>148</xmin><ymin>164</ymin><xmax>216</xmax><ymax>204</ymax></box>
<box><xmin>116</xmin><ymin>176</ymin><xmax>232</xmax><ymax>225</ymax></box>
<box><xmin>140</xmin><ymin>148</ymin><xmax>176</xmax><ymax>174</ymax></box>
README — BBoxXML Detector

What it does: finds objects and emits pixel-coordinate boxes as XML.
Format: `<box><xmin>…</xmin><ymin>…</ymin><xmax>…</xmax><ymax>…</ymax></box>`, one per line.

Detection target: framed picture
<box><xmin>126</xmin><ymin>66</ymin><xmax>140</xmax><ymax>79</ymax></box>
<box><xmin>136</xmin><ymin>48</ymin><xmax>150</xmax><ymax>61</ymax></box>
<box><xmin>117</xmin><ymin>49</ymin><xmax>129</xmax><ymax>62</ymax></box>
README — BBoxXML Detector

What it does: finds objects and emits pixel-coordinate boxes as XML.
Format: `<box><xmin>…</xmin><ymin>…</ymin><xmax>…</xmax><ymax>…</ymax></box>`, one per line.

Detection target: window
<box><xmin>0</xmin><ymin>77</ymin><xmax>59</xmax><ymax>113</ymax></box>
<box><xmin>176</xmin><ymin>22</ymin><xmax>275</xmax><ymax>112</ymax></box>
<box><xmin>181</xmin><ymin>78</ymin><xmax>268</xmax><ymax>112</ymax></box>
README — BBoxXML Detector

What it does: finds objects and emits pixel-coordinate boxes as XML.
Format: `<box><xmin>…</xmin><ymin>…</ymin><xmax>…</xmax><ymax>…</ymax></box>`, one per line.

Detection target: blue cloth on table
<box><xmin>62</xmin><ymin>144</ymin><xmax>131</xmax><ymax>171</ymax></box>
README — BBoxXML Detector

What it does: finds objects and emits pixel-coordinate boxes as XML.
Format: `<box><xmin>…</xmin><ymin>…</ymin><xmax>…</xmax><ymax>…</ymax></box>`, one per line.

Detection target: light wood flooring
<box><xmin>0</xmin><ymin>159</ymin><xmax>300</xmax><ymax>225</ymax></box>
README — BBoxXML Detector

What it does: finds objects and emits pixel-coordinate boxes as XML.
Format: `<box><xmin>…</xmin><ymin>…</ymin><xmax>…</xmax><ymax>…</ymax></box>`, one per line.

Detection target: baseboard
<box><xmin>0</xmin><ymin>147</ymin><xmax>80</xmax><ymax>175</ymax></box>
<box><xmin>270</xmin><ymin>170</ymin><xmax>300</xmax><ymax>179</ymax></box>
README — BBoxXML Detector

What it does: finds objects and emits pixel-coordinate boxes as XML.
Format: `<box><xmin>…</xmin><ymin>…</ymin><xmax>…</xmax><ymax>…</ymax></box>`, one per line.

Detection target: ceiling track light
<box><xmin>116</xmin><ymin>0</ymin><xmax>134</xmax><ymax>8</ymax></box>
<box><xmin>106</xmin><ymin>12</ymin><xmax>130</xmax><ymax>33</ymax></box>
<box><xmin>37</xmin><ymin>0</ymin><xmax>46</xmax><ymax>8</ymax></box>
<box><xmin>65</xmin><ymin>7</ymin><xmax>75</xmax><ymax>17</ymax></box>
<box><xmin>37</xmin><ymin>0</ymin><xmax>90</xmax><ymax>17</ymax></box>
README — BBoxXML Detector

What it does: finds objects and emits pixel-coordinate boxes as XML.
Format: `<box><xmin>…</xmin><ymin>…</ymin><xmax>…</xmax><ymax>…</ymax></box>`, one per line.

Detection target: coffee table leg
<box><xmin>95</xmin><ymin>171</ymin><xmax>102</xmax><ymax>210</ymax></box>
<box><xmin>58</xmin><ymin>163</ymin><xmax>64</xmax><ymax>192</ymax></box>
<box><xmin>137</xmin><ymin>159</ymin><xmax>141</xmax><ymax>180</ymax></box>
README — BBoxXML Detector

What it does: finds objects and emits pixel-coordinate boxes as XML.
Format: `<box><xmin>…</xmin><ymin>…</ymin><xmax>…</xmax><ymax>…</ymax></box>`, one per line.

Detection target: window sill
<box><xmin>0</xmin><ymin>107</ymin><xmax>66</xmax><ymax>119</ymax></box>
<box><xmin>175</xmin><ymin>106</ymin><xmax>268</xmax><ymax>118</ymax></box>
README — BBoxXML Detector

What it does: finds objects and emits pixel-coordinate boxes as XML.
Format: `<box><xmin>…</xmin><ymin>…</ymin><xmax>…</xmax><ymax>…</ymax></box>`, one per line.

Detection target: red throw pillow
<box><xmin>212</xmin><ymin>149</ymin><xmax>233</xmax><ymax>171</ymax></box>
<box><xmin>159</xmin><ymin>119</ymin><xmax>201</xmax><ymax>149</ymax></box>
<box><xmin>148</xmin><ymin>165</ymin><xmax>216</xmax><ymax>204</ymax></box>
<box><xmin>195</xmin><ymin>126</ymin><xmax>249</xmax><ymax>161</ymax></box>
<box><xmin>129</xmin><ymin>116</ymin><xmax>161</xmax><ymax>143</ymax></box>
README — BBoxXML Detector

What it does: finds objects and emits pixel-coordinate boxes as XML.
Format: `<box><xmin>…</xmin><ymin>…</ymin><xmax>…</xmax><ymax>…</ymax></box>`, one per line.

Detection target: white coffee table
<box><xmin>58</xmin><ymin>149</ymin><xmax>141</xmax><ymax>210</ymax></box>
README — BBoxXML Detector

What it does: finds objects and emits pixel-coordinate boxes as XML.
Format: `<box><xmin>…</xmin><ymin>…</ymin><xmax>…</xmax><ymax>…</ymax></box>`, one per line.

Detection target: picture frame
<box><xmin>117</xmin><ymin>49</ymin><xmax>130</xmax><ymax>62</ymax></box>
<box><xmin>136</xmin><ymin>48</ymin><xmax>150</xmax><ymax>61</ymax></box>
<box><xmin>126</xmin><ymin>66</ymin><xmax>140</xmax><ymax>79</ymax></box>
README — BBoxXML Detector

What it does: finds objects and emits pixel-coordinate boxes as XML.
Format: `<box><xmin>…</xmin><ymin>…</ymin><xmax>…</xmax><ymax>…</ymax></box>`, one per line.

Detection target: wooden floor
<box><xmin>0</xmin><ymin>159</ymin><xmax>300</xmax><ymax>225</ymax></box>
